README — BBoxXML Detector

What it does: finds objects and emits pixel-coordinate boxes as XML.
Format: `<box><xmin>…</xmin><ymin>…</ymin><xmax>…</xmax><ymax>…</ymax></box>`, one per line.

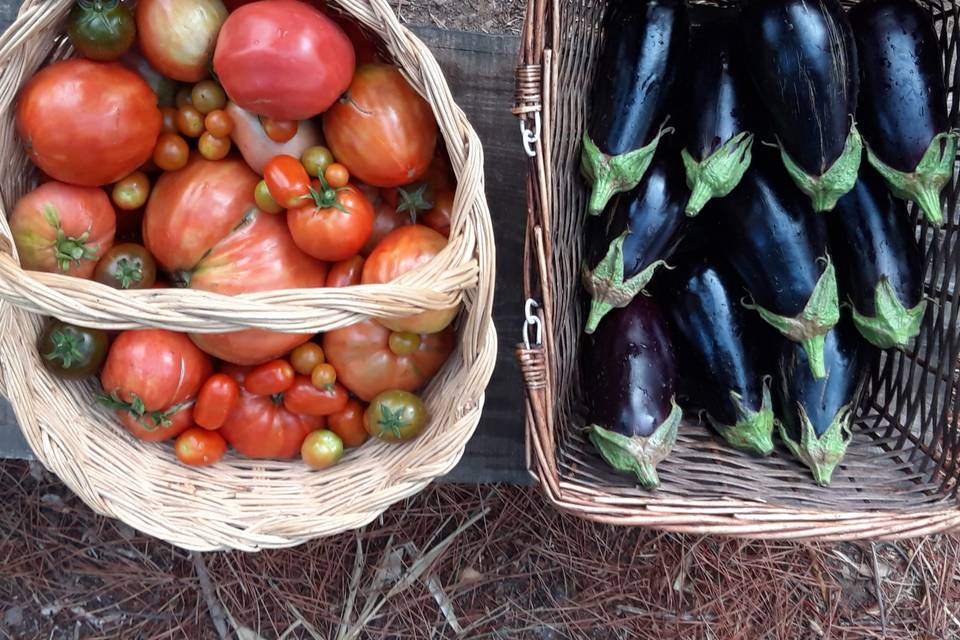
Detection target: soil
<box><xmin>392</xmin><ymin>0</ymin><xmax>526</xmax><ymax>33</ymax></box>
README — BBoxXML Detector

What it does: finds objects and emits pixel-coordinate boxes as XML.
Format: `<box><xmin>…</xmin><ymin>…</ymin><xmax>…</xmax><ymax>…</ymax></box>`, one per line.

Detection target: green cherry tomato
<box><xmin>301</xmin><ymin>145</ymin><xmax>334</xmax><ymax>178</ymax></box>
<box><xmin>93</xmin><ymin>243</ymin><xmax>157</xmax><ymax>290</ymax></box>
<box><xmin>301</xmin><ymin>430</ymin><xmax>344</xmax><ymax>469</ymax></box>
<box><xmin>191</xmin><ymin>80</ymin><xmax>227</xmax><ymax>115</ymax></box>
<box><xmin>388</xmin><ymin>331</ymin><xmax>421</xmax><ymax>357</ymax></box>
<box><xmin>254</xmin><ymin>180</ymin><xmax>283</xmax><ymax>214</ymax></box>
<box><xmin>111</xmin><ymin>171</ymin><xmax>150</xmax><ymax>211</ymax></box>
<box><xmin>363</xmin><ymin>390</ymin><xmax>428</xmax><ymax>443</ymax></box>
<box><xmin>67</xmin><ymin>0</ymin><xmax>135</xmax><ymax>62</ymax></box>
<box><xmin>37</xmin><ymin>318</ymin><xmax>109</xmax><ymax>380</ymax></box>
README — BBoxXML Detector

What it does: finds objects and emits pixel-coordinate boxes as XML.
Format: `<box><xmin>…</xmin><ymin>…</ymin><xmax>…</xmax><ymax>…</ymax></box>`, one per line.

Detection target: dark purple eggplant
<box><xmin>715</xmin><ymin>155</ymin><xmax>839</xmax><ymax>379</ymax></box>
<box><xmin>830</xmin><ymin>166</ymin><xmax>926</xmax><ymax>349</ymax></box>
<box><xmin>850</xmin><ymin>0</ymin><xmax>956</xmax><ymax>226</ymax></box>
<box><xmin>581</xmin><ymin>0</ymin><xmax>688</xmax><ymax>216</ymax></box>
<box><xmin>662</xmin><ymin>258</ymin><xmax>776</xmax><ymax>455</ymax></box>
<box><xmin>776</xmin><ymin>320</ymin><xmax>874</xmax><ymax>485</ymax></box>
<box><xmin>681</xmin><ymin>17</ymin><xmax>756</xmax><ymax>216</ymax></box>
<box><xmin>581</xmin><ymin>293</ymin><xmax>680</xmax><ymax>488</ymax></box>
<box><xmin>582</xmin><ymin>152</ymin><xmax>690</xmax><ymax>333</ymax></box>
<box><xmin>741</xmin><ymin>0</ymin><xmax>861</xmax><ymax>212</ymax></box>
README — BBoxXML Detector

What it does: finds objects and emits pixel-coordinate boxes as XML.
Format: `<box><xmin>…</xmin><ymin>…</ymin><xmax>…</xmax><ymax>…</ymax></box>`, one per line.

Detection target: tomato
<box><xmin>244</xmin><ymin>359</ymin><xmax>295</xmax><ymax>395</ymax></box>
<box><xmin>287</xmin><ymin>183</ymin><xmax>374</xmax><ymax>262</ymax></box>
<box><xmin>37</xmin><ymin>319</ymin><xmax>109</xmax><ymax>380</ymax></box>
<box><xmin>175</xmin><ymin>86</ymin><xmax>193</xmax><ymax>108</ymax></box>
<box><xmin>191</xmin><ymin>80</ymin><xmax>227</xmax><ymax>114</ymax></box>
<box><xmin>11</xmin><ymin>181</ymin><xmax>116</xmax><ymax>278</ymax></box>
<box><xmin>364</xmin><ymin>390</ymin><xmax>427</xmax><ymax>443</ymax></box>
<box><xmin>176</xmin><ymin>105</ymin><xmax>205</xmax><ymax>138</ymax></box>
<box><xmin>100</xmin><ymin>329</ymin><xmax>213</xmax><ymax>441</ymax></box>
<box><xmin>361</xmin><ymin>196</ymin><xmax>409</xmax><ymax>256</ymax></box>
<box><xmin>254</xmin><ymin>180</ymin><xmax>282</xmax><ymax>214</ymax></box>
<box><xmin>94</xmin><ymin>243</ymin><xmax>157</xmax><ymax>289</ymax></box>
<box><xmin>362</xmin><ymin>225</ymin><xmax>458</xmax><ymax>333</ymax></box>
<box><xmin>301</xmin><ymin>430</ymin><xmax>343</xmax><ymax>469</ymax></box>
<box><xmin>120</xmin><ymin>48</ymin><xmax>179</xmax><ymax>107</ymax></box>
<box><xmin>136</xmin><ymin>0</ymin><xmax>228</xmax><ymax>82</ymax></box>
<box><xmin>328</xmin><ymin>399</ymin><xmax>368</xmax><ymax>448</ymax></box>
<box><xmin>213</xmin><ymin>0</ymin><xmax>354</xmax><ymax>120</ymax></box>
<box><xmin>159</xmin><ymin>106</ymin><xmax>178</xmax><ymax>133</ymax></box>
<box><xmin>198</xmin><ymin>132</ymin><xmax>231</xmax><ymax>160</ymax></box>
<box><xmin>290</xmin><ymin>342</ymin><xmax>325</xmax><ymax>375</ymax></box>
<box><xmin>262</xmin><ymin>117</ymin><xmax>298</xmax><ymax>143</ymax></box>
<box><xmin>194</xmin><ymin>372</ymin><xmax>240</xmax><ymax>429</ymax></box>
<box><xmin>421</xmin><ymin>188</ymin><xmax>453</xmax><ymax>238</ymax></box>
<box><xmin>68</xmin><ymin>0</ymin><xmax>136</xmax><ymax>62</ymax></box>
<box><xmin>301</xmin><ymin>146</ymin><xmax>334</xmax><ymax>178</ymax></box>
<box><xmin>143</xmin><ymin>155</ymin><xmax>328</xmax><ymax>364</ymax></box>
<box><xmin>326</xmin><ymin>255</ymin><xmax>364</xmax><ymax>287</ymax></box>
<box><xmin>323</xmin><ymin>64</ymin><xmax>437</xmax><ymax>187</ymax></box>
<box><xmin>226</xmin><ymin>102</ymin><xmax>321</xmax><ymax>175</ymax></box>
<box><xmin>225</xmin><ymin>0</ymin><xmax>325</xmax><ymax>10</ymax></box>
<box><xmin>204</xmin><ymin>109</ymin><xmax>234</xmax><ymax>137</ymax></box>
<box><xmin>175</xmin><ymin>427</ymin><xmax>227</xmax><ymax>465</ymax></box>
<box><xmin>263</xmin><ymin>155</ymin><xmax>311</xmax><ymax>208</ymax></box>
<box><xmin>324</xmin><ymin>163</ymin><xmax>350</xmax><ymax>189</ymax></box>
<box><xmin>152</xmin><ymin>133</ymin><xmax>190</xmax><ymax>171</ymax></box>
<box><xmin>16</xmin><ymin>59</ymin><xmax>161</xmax><ymax>186</ymax></box>
<box><xmin>311</xmin><ymin>363</ymin><xmax>336</xmax><ymax>388</ymax></box>
<box><xmin>218</xmin><ymin>365</ymin><xmax>323</xmax><ymax>458</ymax></box>
<box><xmin>322</xmin><ymin>319</ymin><xmax>454</xmax><ymax>401</ymax></box>
<box><xmin>283</xmin><ymin>376</ymin><xmax>348</xmax><ymax>416</ymax></box>
<box><xmin>112</xmin><ymin>171</ymin><xmax>151</xmax><ymax>211</ymax></box>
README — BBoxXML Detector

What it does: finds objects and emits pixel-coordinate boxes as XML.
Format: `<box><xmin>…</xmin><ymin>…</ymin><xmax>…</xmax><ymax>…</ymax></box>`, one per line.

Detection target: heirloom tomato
<box><xmin>194</xmin><ymin>373</ymin><xmax>240</xmax><ymax>430</ymax></box>
<box><xmin>37</xmin><ymin>319</ymin><xmax>109</xmax><ymax>380</ymax></box>
<box><xmin>361</xmin><ymin>195</ymin><xmax>409</xmax><ymax>256</ymax></box>
<box><xmin>328</xmin><ymin>399</ymin><xmax>368</xmax><ymax>447</ymax></box>
<box><xmin>93</xmin><ymin>243</ymin><xmax>157</xmax><ymax>289</ymax></box>
<box><xmin>283</xmin><ymin>376</ymin><xmax>348</xmax><ymax>416</ymax></box>
<box><xmin>175</xmin><ymin>428</ymin><xmax>227</xmax><ymax>465</ymax></box>
<box><xmin>364</xmin><ymin>390</ymin><xmax>427</xmax><ymax>443</ymax></box>
<box><xmin>67</xmin><ymin>0</ymin><xmax>136</xmax><ymax>62</ymax></box>
<box><xmin>226</xmin><ymin>102</ymin><xmax>322</xmax><ymax>175</ymax></box>
<box><xmin>301</xmin><ymin>430</ymin><xmax>343</xmax><ymax>469</ymax></box>
<box><xmin>288</xmin><ymin>183</ymin><xmax>374</xmax><ymax>262</ymax></box>
<box><xmin>326</xmin><ymin>255</ymin><xmax>365</xmax><ymax>287</ymax></box>
<box><xmin>120</xmin><ymin>48</ymin><xmax>178</xmax><ymax>106</ymax></box>
<box><xmin>136</xmin><ymin>0</ymin><xmax>228</xmax><ymax>82</ymax></box>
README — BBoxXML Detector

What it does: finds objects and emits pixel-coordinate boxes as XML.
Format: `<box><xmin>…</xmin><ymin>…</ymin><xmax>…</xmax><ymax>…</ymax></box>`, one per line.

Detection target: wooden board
<box><xmin>0</xmin><ymin>15</ymin><xmax>532</xmax><ymax>485</ymax></box>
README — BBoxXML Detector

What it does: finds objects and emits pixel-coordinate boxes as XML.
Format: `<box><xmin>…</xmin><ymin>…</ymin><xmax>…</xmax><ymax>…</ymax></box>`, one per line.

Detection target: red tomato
<box><xmin>362</xmin><ymin>225</ymin><xmax>458</xmax><ymax>334</ymax></box>
<box><xmin>361</xmin><ymin>196</ymin><xmax>410</xmax><ymax>256</ymax></box>
<box><xmin>194</xmin><ymin>373</ymin><xmax>240</xmax><ymax>430</ymax></box>
<box><xmin>421</xmin><ymin>188</ymin><xmax>453</xmax><ymax>238</ymax></box>
<box><xmin>16</xmin><ymin>59</ymin><xmax>161</xmax><ymax>186</ymax></box>
<box><xmin>263</xmin><ymin>155</ymin><xmax>311</xmax><ymax>209</ymax></box>
<box><xmin>326</xmin><ymin>255</ymin><xmax>365</xmax><ymax>287</ymax></box>
<box><xmin>143</xmin><ymin>155</ymin><xmax>328</xmax><ymax>364</ymax></box>
<box><xmin>283</xmin><ymin>376</ymin><xmax>348</xmax><ymax>416</ymax></box>
<box><xmin>323</xmin><ymin>64</ymin><xmax>437</xmax><ymax>187</ymax></box>
<box><xmin>218</xmin><ymin>365</ymin><xmax>324</xmax><ymax>458</ymax></box>
<box><xmin>213</xmin><ymin>0</ymin><xmax>355</xmax><ymax>120</ymax></box>
<box><xmin>328</xmin><ymin>398</ymin><xmax>369</xmax><ymax>447</ymax></box>
<box><xmin>226</xmin><ymin>102</ymin><xmax>321</xmax><ymax>175</ymax></box>
<box><xmin>224</xmin><ymin>0</ymin><xmax>325</xmax><ymax>12</ymax></box>
<box><xmin>136</xmin><ymin>0</ymin><xmax>228</xmax><ymax>82</ymax></box>
<box><xmin>322</xmin><ymin>319</ymin><xmax>454</xmax><ymax>401</ymax></box>
<box><xmin>175</xmin><ymin>428</ymin><xmax>227</xmax><ymax>465</ymax></box>
<box><xmin>100</xmin><ymin>329</ymin><xmax>213</xmax><ymax>441</ymax></box>
<box><xmin>244</xmin><ymin>359</ymin><xmax>295</xmax><ymax>395</ymax></box>
<box><xmin>288</xmin><ymin>183</ymin><xmax>374</xmax><ymax>262</ymax></box>
<box><xmin>261</xmin><ymin>117</ymin><xmax>298</xmax><ymax>143</ymax></box>
<box><xmin>11</xmin><ymin>182</ymin><xmax>116</xmax><ymax>278</ymax></box>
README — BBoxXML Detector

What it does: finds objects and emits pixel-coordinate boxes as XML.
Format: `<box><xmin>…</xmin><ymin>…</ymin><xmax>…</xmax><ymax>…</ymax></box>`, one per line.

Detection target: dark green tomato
<box><xmin>38</xmin><ymin>319</ymin><xmax>109</xmax><ymax>380</ymax></box>
<box><xmin>93</xmin><ymin>243</ymin><xmax>157</xmax><ymax>290</ymax></box>
<box><xmin>67</xmin><ymin>0</ymin><xmax>136</xmax><ymax>62</ymax></box>
<box><xmin>363</xmin><ymin>390</ymin><xmax>428</xmax><ymax>443</ymax></box>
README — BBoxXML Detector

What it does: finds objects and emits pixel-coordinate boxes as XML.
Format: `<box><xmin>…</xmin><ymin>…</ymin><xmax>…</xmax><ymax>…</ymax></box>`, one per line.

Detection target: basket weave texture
<box><xmin>0</xmin><ymin>0</ymin><xmax>497</xmax><ymax>551</ymax></box>
<box><xmin>515</xmin><ymin>0</ymin><xmax>960</xmax><ymax>540</ymax></box>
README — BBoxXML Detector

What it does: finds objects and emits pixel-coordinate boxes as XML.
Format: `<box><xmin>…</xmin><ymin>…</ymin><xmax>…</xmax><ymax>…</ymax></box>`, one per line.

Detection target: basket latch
<box><xmin>522</xmin><ymin>298</ymin><xmax>542</xmax><ymax>349</ymax></box>
<box><xmin>512</xmin><ymin>64</ymin><xmax>542</xmax><ymax>158</ymax></box>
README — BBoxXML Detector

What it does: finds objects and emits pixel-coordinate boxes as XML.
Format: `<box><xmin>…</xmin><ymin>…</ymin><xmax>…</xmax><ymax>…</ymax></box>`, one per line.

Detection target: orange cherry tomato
<box><xmin>261</xmin><ymin>116</ymin><xmax>298</xmax><ymax>143</ymax></box>
<box><xmin>152</xmin><ymin>133</ymin><xmax>189</xmax><ymax>171</ymax></box>
<box><xmin>311</xmin><ymin>363</ymin><xmax>337</xmax><ymax>388</ymax></box>
<box><xmin>198</xmin><ymin>132</ymin><xmax>231</xmax><ymax>160</ymax></box>
<box><xmin>194</xmin><ymin>373</ymin><xmax>240</xmax><ymax>430</ymax></box>
<box><xmin>290</xmin><ymin>342</ymin><xmax>325</xmax><ymax>375</ymax></box>
<box><xmin>326</xmin><ymin>255</ymin><xmax>365</xmax><ymax>287</ymax></box>
<box><xmin>175</xmin><ymin>427</ymin><xmax>227</xmax><ymax>466</ymax></box>
<box><xmin>301</xmin><ymin>430</ymin><xmax>343</xmax><ymax>469</ymax></box>
<box><xmin>328</xmin><ymin>398</ymin><xmax>368</xmax><ymax>448</ymax></box>
<box><xmin>324</xmin><ymin>162</ymin><xmax>350</xmax><ymax>188</ymax></box>
<box><xmin>283</xmin><ymin>376</ymin><xmax>348</xmax><ymax>416</ymax></box>
<box><xmin>176</xmin><ymin>105</ymin><xmax>205</xmax><ymax>138</ymax></box>
<box><xmin>263</xmin><ymin>154</ymin><xmax>311</xmax><ymax>208</ymax></box>
<box><xmin>204</xmin><ymin>109</ymin><xmax>234</xmax><ymax>137</ymax></box>
<box><xmin>244</xmin><ymin>359</ymin><xmax>295</xmax><ymax>395</ymax></box>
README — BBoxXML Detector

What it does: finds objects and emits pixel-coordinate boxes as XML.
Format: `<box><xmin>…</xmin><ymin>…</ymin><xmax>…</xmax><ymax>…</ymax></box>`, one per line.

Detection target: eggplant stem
<box><xmin>681</xmin><ymin>131</ymin><xmax>754</xmax><ymax>216</ymax></box>
<box><xmin>779</xmin><ymin>125</ymin><xmax>863</xmax><ymax>212</ymax></box>
<box><xmin>850</xmin><ymin>277</ymin><xmax>927</xmax><ymax>349</ymax></box>
<box><xmin>580</xmin><ymin>126</ymin><xmax>671</xmax><ymax>216</ymax></box>
<box><xmin>779</xmin><ymin>404</ymin><xmax>852</xmax><ymax>486</ymax></box>
<box><xmin>708</xmin><ymin>379</ymin><xmax>775</xmax><ymax>456</ymax></box>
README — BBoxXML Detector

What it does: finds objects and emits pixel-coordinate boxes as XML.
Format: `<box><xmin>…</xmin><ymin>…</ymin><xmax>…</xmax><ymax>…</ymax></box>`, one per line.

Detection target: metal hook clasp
<box><xmin>522</xmin><ymin>298</ymin><xmax>543</xmax><ymax>349</ymax></box>
<box><xmin>520</xmin><ymin>111</ymin><xmax>541</xmax><ymax>158</ymax></box>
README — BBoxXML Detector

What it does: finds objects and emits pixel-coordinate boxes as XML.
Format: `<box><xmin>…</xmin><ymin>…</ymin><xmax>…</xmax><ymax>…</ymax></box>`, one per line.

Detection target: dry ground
<box><xmin>391</xmin><ymin>0</ymin><xmax>525</xmax><ymax>33</ymax></box>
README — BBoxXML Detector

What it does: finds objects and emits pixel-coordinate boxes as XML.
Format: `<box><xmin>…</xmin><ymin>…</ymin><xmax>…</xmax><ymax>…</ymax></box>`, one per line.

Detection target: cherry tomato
<box><xmin>287</xmin><ymin>183</ymin><xmax>374</xmax><ymax>262</ymax></box>
<box><xmin>160</xmin><ymin>106</ymin><xmax>179</xmax><ymax>134</ymax></box>
<box><xmin>68</xmin><ymin>0</ymin><xmax>135</xmax><ymax>62</ymax></box>
<box><xmin>326</xmin><ymin>255</ymin><xmax>364</xmax><ymax>287</ymax></box>
<box><xmin>175</xmin><ymin>86</ymin><xmax>193</xmax><ymax>108</ymax></box>
<box><xmin>301</xmin><ymin>145</ymin><xmax>334</xmax><ymax>177</ymax></box>
<box><xmin>37</xmin><ymin>319</ymin><xmax>109</xmax><ymax>380</ymax></box>
<box><xmin>226</xmin><ymin>102</ymin><xmax>322</xmax><ymax>174</ymax></box>
<box><xmin>254</xmin><ymin>180</ymin><xmax>283</xmax><ymax>214</ymax></box>
<box><xmin>364</xmin><ymin>390</ymin><xmax>427</xmax><ymax>443</ymax></box>
<box><xmin>283</xmin><ymin>376</ymin><xmax>348</xmax><ymax>416</ymax></box>
<box><xmin>262</xmin><ymin>117</ymin><xmax>298</xmax><ymax>143</ymax></box>
<box><xmin>328</xmin><ymin>399</ymin><xmax>368</xmax><ymax>448</ymax></box>
<box><xmin>94</xmin><ymin>243</ymin><xmax>157</xmax><ymax>289</ymax></box>
<box><xmin>194</xmin><ymin>373</ymin><xmax>240</xmax><ymax>430</ymax></box>
<box><xmin>198</xmin><ymin>132</ymin><xmax>231</xmax><ymax>160</ymax></box>
<box><xmin>244</xmin><ymin>359</ymin><xmax>296</xmax><ymax>395</ymax></box>
<box><xmin>301</xmin><ymin>430</ymin><xmax>343</xmax><ymax>469</ymax></box>
<box><xmin>137</xmin><ymin>0</ymin><xmax>227</xmax><ymax>82</ymax></box>
<box><xmin>112</xmin><ymin>171</ymin><xmax>151</xmax><ymax>211</ymax></box>
<box><xmin>388</xmin><ymin>331</ymin><xmax>421</xmax><ymax>357</ymax></box>
<box><xmin>290</xmin><ymin>343</ymin><xmax>325</xmax><ymax>375</ymax></box>
<box><xmin>176</xmin><ymin>105</ymin><xmax>204</xmax><ymax>138</ymax></box>
<box><xmin>204</xmin><ymin>109</ymin><xmax>234</xmax><ymax>137</ymax></box>
<box><xmin>175</xmin><ymin>428</ymin><xmax>227</xmax><ymax>465</ymax></box>
<box><xmin>191</xmin><ymin>80</ymin><xmax>227</xmax><ymax>114</ymax></box>
<box><xmin>324</xmin><ymin>163</ymin><xmax>350</xmax><ymax>188</ymax></box>
<box><xmin>311</xmin><ymin>363</ymin><xmax>337</xmax><ymax>388</ymax></box>
<box><xmin>153</xmin><ymin>133</ymin><xmax>189</xmax><ymax>171</ymax></box>
<box><xmin>263</xmin><ymin>155</ymin><xmax>311</xmax><ymax>208</ymax></box>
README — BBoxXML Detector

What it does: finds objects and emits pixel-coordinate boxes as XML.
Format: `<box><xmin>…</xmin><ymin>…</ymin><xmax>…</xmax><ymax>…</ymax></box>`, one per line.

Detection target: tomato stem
<box><xmin>396</xmin><ymin>183</ymin><xmax>434</xmax><ymax>223</ymax></box>
<box><xmin>97</xmin><ymin>391</ymin><xmax>190</xmax><ymax>430</ymax></box>
<box><xmin>113</xmin><ymin>257</ymin><xmax>144</xmax><ymax>289</ymax></box>
<box><xmin>42</xmin><ymin>328</ymin><xmax>86</xmax><ymax>368</ymax></box>
<box><xmin>44</xmin><ymin>205</ymin><xmax>98</xmax><ymax>272</ymax></box>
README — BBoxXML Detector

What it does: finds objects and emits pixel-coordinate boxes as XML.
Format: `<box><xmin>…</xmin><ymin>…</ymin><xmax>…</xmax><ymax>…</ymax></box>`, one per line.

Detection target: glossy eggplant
<box><xmin>850</xmin><ymin>0</ymin><xmax>956</xmax><ymax>226</ymax></box>
<box><xmin>716</xmin><ymin>156</ymin><xmax>839</xmax><ymax>379</ymax></box>
<box><xmin>581</xmin><ymin>0</ymin><xmax>688</xmax><ymax>216</ymax></box>
<box><xmin>741</xmin><ymin>0</ymin><xmax>861</xmax><ymax>212</ymax></box>
<box><xmin>830</xmin><ymin>166</ymin><xmax>926</xmax><ymax>349</ymax></box>
<box><xmin>681</xmin><ymin>17</ymin><xmax>756</xmax><ymax>216</ymax></box>
<box><xmin>581</xmin><ymin>293</ymin><xmax>680</xmax><ymax>489</ymax></box>
<box><xmin>582</xmin><ymin>152</ymin><xmax>690</xmax><ymax>333</ymax></box>
<box><xmin>776</xmin><ymin>319</ymin><xmax>874</xmax><ymax>485</ymax></box>
<box><xmin>662</xmin><ymin>258</ymin><xmax>776</xmax><ymax>455</ymax></box>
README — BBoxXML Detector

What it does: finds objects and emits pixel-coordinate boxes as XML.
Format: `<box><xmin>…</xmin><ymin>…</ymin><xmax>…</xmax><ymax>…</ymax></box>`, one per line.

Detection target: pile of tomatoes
<box><xmin>18</xmin><ymin>0</ymin><xmax>460</xmax><ymax>469</ymax></box>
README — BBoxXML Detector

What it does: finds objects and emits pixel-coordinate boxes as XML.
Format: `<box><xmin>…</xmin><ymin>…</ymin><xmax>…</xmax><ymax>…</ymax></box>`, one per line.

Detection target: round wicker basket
<box><xmin>0</xmin><ymin>0</ymin><xmax>497</xmax><ymax>550</ymax></box>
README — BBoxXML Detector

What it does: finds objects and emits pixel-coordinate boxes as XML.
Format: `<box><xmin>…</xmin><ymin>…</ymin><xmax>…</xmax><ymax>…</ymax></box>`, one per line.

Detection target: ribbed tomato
<box><xmin>136</xmin><ymin>0</ymin><xmax>228</xmax><ymax>82</ymax></box>
<box><xmin>326</xmin><ymin>255</ymin><xmax>365</xmax><ymax>287</ymax></box>
<box><xmin>288</xmin><ymin>183</ymin><xmax>374</xmax><ymax>262</ymax></box>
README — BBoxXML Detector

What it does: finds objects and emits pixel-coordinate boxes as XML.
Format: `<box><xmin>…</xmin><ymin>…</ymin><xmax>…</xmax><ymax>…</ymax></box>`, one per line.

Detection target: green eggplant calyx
<box><xmin>580</xmin><ymin>126</ymin><xmax>671</xmax><ymax>217</ymax></box>
<box><xmin>865</xmin><ymin>131</ymin><xmax>959</xmax><ymax>227</ymax></box>
<box><xmin>850</xmin><ymin>277</ymin><xmax>927</xmax><ymax>350</ymax></box>
<box><xmin>779</xmin><ymin>124</ymin><xmax>863</xmax><ymax>212</ymax></box>
<box><xmin>681</xmin><ymin>131</ymin><xmax>754</xmax><ymax>216</ymax></box>
<box><xmin>587</xmin><ymin>399</ymin><xmax>682</xmax><ymax>489</ymax></box>
<box><xmin>708</xmin><ymin>378</ymin><xmax>775</xmax><ymax>456</ymax></box>
<box><xmin>779</xmin><ymin>403</ymin><xmax>853</xmax><ymax>487</ymax></box>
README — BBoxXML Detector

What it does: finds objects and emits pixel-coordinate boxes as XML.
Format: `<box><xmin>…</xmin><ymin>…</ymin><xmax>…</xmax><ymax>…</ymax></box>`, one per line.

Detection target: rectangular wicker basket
<box><xmin>513</xmin><ymin>0</ymin><xmax>960</xmax><ymax>540</ymax></box>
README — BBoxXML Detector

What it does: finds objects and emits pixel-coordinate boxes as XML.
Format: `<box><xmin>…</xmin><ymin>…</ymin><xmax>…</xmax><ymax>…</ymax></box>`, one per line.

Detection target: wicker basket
<box><xmin>514</xmin><ymin>0</ymin><xmax>960</xmax><ymax>540</ymax></box>
<box><xmin>0</xmin><ymin>0</ymin><xmax>497</xmax><ymax>551</ymax></box>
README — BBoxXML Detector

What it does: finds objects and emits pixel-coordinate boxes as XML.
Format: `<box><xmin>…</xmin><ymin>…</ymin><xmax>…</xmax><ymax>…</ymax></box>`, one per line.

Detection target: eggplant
<box><xmin>582</xmin><ymin>152</ymin><xmax>689</xmax><ymax>333</ymax></box>
<box><xmin>581</xmin><ymin>293</ymin><xmax>680</xmax><ymax>489</ymax></box>
<box><xmin>662</xmin><ymin>258</ymin><xmax>776</xmax><ymax>456</ymax></box>
<box><xmin>681</xmin><ymin>17</ymin><xmax>756</xmax><ymax>216</ymax></box>
<box><xmin>581</xmin><ymin>0</ymin><xmax>688</xmax><ymax>216</ymax></box>
<box><xmin>741</xmin><ymin>0</ymin><xmax>861</xmax><ymax>212</ymax></box>
<box><xmin>850</xmin><ymin>0</ymin><xmax>956</xmax><ymax>226</ymax></box>
<box><xmin>715</xmin><ymin>155</ymin><xmax>839</xmax><ymax>379</ymax></box>
<box><xmin>830</xmin><ymin>166</ymin><xmax>926</xmax><ymax>349</ymax></box>
<box><xmin>776</xmin><ymin>320</ymin><xmax>874</xmax><ymax>485</ymax></box>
